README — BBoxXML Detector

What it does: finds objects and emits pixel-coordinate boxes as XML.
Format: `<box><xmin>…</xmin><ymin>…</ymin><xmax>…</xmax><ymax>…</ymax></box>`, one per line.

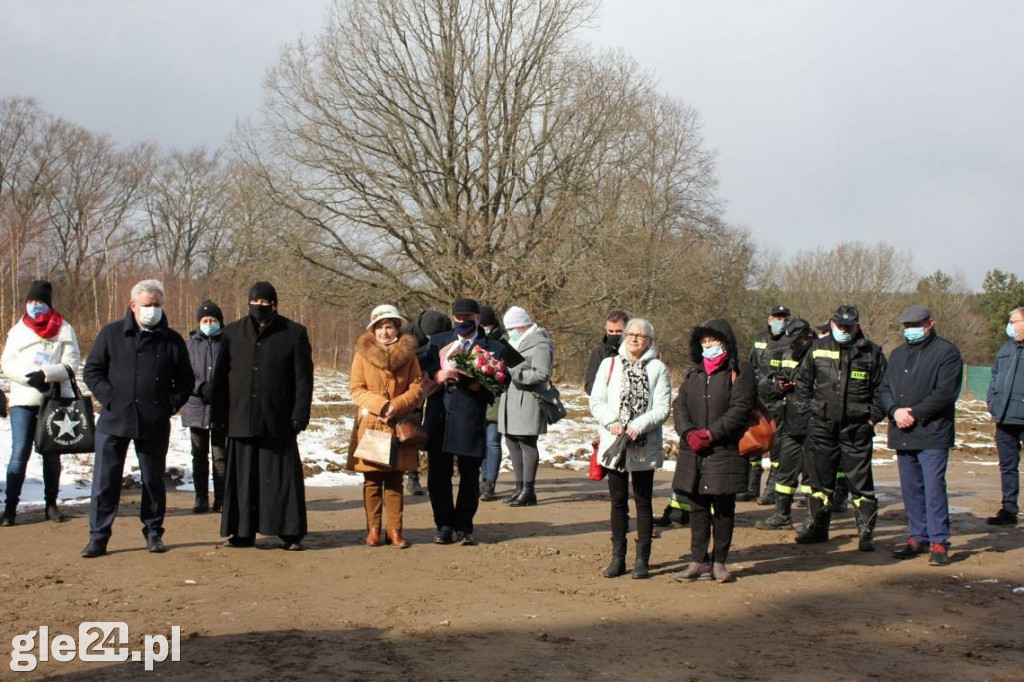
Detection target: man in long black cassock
<box><xmin>213</xmin><ymin>281</ymin><xmax>313</xmax><ymax>550</ymax></box>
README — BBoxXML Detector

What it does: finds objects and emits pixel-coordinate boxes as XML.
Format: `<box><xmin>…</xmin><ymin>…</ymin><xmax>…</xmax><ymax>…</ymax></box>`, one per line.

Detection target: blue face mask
<box><xmin>1008</xmin><ymin>322</ymin><xmax>1020</xmax><ymax>339</ymax></box>
<box><xmin>26</xmin><ymin>303</ymin><xmax>49</xmax><ymax>319</ymax></box>
<box><xmin>702</xmin><ymin>344</ymin><xmax>724</xmax><ymax>359</ymax></box>
<box><xmin>769</xmin><ymin>320</ymin><xmax>786</xmax><ymax>335</ymax></box>
<box><xmin>903</xmin><ymin>326</ymin><xmax>926</xmax><ymax>344</ymax></box>
<box><xmin>200</xmin><ymin>322</ymin><xmax>221</xmax><ymax>337</ymax></box>
<box><xmin>508</xmin><ymin>330</ymin><xmax>522</xmax><ymax>342</ymax></box>
<box><xmin>831</xmin><ymin>327</ymin><xmax>853</xmax><ymax>345</ymax></box>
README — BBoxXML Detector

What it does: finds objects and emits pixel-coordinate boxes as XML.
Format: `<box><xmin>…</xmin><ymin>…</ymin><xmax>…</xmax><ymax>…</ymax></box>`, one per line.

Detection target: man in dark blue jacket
<box><xmin>421</xmin><ymin>298</ymin><xmax>509</xmax><ymax>546</ymax></box>
<box><xmin>81</xmin><ymin>280</ymin><xmax>194</xmax><ymax>558</ymax></box>
<box><xmin>879</xmin><ymin>306</ymin><xmax>963</xmax><ymax>566</ymax></box>
<box><xmin>985</xmin><ymin>306</ymin><xmax>1024</xmax><ymax>526</ymax></box>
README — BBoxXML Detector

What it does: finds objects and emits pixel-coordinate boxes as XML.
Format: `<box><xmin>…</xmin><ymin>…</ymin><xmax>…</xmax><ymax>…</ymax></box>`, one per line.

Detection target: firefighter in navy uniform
<box><xmin>740</xmin><ymin>304</ymin><xmax>790</xmax><ymax>502</ymax></box>
<box><xmin>794</xmin><ymin>305</ymin><xmax>887</xmax><ymax>551</ymax></box>
<box><xmin>755</xmin><ymin>318</ymin><xmax>815</xmax><ymax>530</ymax></box>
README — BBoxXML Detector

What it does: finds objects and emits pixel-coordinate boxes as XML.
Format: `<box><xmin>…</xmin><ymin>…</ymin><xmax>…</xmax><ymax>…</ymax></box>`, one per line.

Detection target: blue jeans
<box><xmin>5</xmin><ymin>406</ymin><xmax>61</xmax><ymax>508</ymax></box>
<box><xmin>482</xmin><ymin>421</ymin><xmax>502</xmax><ymax>484</ymax></box>
<box><xmin>994</xmin><ymin>424</ymin><xmax>1023</xmax><ymax>515</ymax></box>
<box><xmin>896</xmin><ymin>449</ymin><xmax>950</xmax><ymax>547</ymax></box>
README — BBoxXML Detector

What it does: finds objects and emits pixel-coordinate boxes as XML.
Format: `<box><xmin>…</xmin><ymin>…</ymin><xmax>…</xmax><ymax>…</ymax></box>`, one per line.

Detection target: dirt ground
<box><xmin>1</xmin><ymin>450</ymin><xmax>1022</xmax><ymax>681</ymax></box>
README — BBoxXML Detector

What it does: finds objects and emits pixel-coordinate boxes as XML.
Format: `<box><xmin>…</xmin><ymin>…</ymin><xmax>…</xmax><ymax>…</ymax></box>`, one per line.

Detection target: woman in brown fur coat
<box><xmin>348</xmin><ymin>305</ymin><xmax>423</xmax><ymax>548</ymax></box>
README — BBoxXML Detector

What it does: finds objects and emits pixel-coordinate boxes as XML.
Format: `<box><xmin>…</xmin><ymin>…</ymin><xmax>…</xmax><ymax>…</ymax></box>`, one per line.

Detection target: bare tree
<box><xmin>144</xmin><ymin>147</ymin><xmax>228</xmax><ymax>282</ymax></box>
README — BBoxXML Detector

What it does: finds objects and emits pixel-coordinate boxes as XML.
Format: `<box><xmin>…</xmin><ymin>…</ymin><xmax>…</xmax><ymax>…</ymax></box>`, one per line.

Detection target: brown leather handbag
<box><xmin>732</xmin><ymin>370</ymin><xmax>778</xmax><ymax>458</ymax></box>
<box><xmin>395</xmin><ymin>414</ymin><xmax>428</xmax><ymax>447</ymax></box>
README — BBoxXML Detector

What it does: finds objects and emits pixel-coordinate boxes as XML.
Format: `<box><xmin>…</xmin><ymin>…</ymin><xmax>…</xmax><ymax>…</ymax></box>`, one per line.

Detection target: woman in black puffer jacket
<box><xmin>671</xmin><ymin>319</ymin><xmax>755</xmax><ymax>583</ymax></box>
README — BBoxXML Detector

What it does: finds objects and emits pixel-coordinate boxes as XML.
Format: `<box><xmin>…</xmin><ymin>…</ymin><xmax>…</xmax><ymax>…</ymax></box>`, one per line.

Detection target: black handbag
<box><xmin>34</xmin><ymin>365</ymin><xmax>96</xmax><ymax>455</ymax></box>
<box><xmin>533</xmin><ymin>384</ymin><xmax>567</xmax><ymax>425</ymax></box>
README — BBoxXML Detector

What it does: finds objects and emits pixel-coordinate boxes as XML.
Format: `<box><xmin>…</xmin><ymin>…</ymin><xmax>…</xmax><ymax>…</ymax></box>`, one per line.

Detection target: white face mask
<box><xmin>137</xmin><ymin>305</ymin><xmax>163</xmax><ymax>328</ymax></box>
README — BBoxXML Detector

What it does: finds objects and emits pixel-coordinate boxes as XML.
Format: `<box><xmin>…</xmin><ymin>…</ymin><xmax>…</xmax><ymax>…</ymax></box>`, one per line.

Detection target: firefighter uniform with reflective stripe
<box><xmin>759</xmin><ymin>351</ymin><xmax>808</xmax><ymax>495</ymax></box>
<box><xmin>794</xmin><ymin>330</ymin><xmax>887</xmax><ymax>545</ymax></box>
<box><xmin>744</xmin><ymin>330</ymin><xmax>785</xmax><ymax>499</ymax></box>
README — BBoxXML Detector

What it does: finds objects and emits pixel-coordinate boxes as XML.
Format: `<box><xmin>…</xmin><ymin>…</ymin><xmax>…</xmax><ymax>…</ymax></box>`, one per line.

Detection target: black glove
<box><xmin>25</xmin><ymin>371</ymin><xmax>47</xmax><ymax>393</ymax></box>
<box><xmin>292</xmin><ymin>419</ymin><xmax>308</xmax><ymax>433</ymax></box>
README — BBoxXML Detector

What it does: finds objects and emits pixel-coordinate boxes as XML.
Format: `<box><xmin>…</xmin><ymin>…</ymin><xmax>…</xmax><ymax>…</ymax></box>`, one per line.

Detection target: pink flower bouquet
<box><xmin>448</xmin><ymin>346</ymin><xmax>509</xmax><ymax>395</ymax></box>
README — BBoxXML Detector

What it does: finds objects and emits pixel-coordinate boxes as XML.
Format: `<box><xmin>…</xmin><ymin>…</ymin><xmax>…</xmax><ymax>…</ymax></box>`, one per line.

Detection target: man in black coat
<box><xmin>81</xmin><ymin>279</ymin><xmax>194</xmax><ymax>558</ymax></box>
<box><xmin>213</xmin><ymin>282</ymin><xmax>314</xmax><ymax>551</ymax></box>
<box><xmin>583</xmin><ymin>310</ymin><xmax>628</xmax><ymax>395</ymax></box>
<box><xmin>879</xmin><ymin>305</ymin><xmax>963</xmax><ymax>566</ymax></box>
<box><xmin>421</xmin><ymin>298</ymin><xmax>509</xmax><ymax>545</ymax></box>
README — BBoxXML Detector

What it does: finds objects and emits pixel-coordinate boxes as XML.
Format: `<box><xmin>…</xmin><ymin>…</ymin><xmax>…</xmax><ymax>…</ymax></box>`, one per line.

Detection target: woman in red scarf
<box><xmin>670</xmin><ymin>318</ymin><xmax>755</xmax><ymax>583</ymax></box>
<box><xmin>0</xmin><ymin>281</ymin><xmax>81</xmax><ymax>525</ymax></box>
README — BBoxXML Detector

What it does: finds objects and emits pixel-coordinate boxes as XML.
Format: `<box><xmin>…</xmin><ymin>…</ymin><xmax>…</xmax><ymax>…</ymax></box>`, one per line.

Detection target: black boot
<box><xmin>603</xmin><ymin>537</ymin><xmax>627</xmax><ymax>578</ymax></box>
<box><xmin>632</xmin><ymin>540</ymin><xmax>651</xmax><ymax>579</ymax></box>
<box><xmin>757</xmin><ymin>468</ymin><xmax>777</xmax><ymax>505</ymax></box>
<box><xmin>0</xmin><ymin>502</ymin><xmax>15</xmax><ymax>527</ymax></box>
<box><xmin>479</xmin><ymin>480</ymin><xmax>496</xmax><ymax>501</ymax></box>
<box><xmin>45</xmin><ymin>503</ymin><xmax>66</xmax><ymax>523</ymax></box>
<box><xmin>405</xmin><ymin>472</ymin><xmax>425</xmax><ymax>496</ymax></box>
<box><xmin>736</xmin><ymin>466</ymin><xmax>762</xmax><ymax>502</ymax></box>
<box><xmin>854</xmin><ymin>498</ymin><xmax>878</xmax><ymax>551</ymax></box>
<box><xmin>795</xmin><ymin>495</ymin><xmax>831</xmax><ymax>544</ymax></box>
<box><xmin>756</xmin><ymin>493</ymin><xmax>793</xmax><ymax>530</ymax></box>
<box><xmin>509</xmin><ymin>482</ymin><xmax>536</xmax><ymax>507</ymax></box>
<box><xmin>505</xmin><ymin>480</ymin><xmax>525</xmax><ymax>505</ymax></box>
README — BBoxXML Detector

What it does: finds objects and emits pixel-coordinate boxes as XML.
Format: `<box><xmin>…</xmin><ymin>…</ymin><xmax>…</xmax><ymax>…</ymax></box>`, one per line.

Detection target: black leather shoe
<box><xmin>893</xmin><ymin>538</ymin><xmax>929</xmax><ymax>559</ymax></box>
<box><xmin>986</xmin><ymin>509</ymin><xmax>1018</xmax><ymax>525</ymax></box>
<box><xmin>283</xmin><ymin>541</ymin><xmax>305</xmax><ymax>551</ymax></box>
<box><xmin>433</xmin><ymin>527</ymin><xmax>453</xmax><ymax>545</ymax></box>
<box><xmin>212</xmin><ymin>500</ymin><xmax>223</xmax><ymax>513</ymax></box>
<box><xmin>45</xmin><ymin>504</ymin><xmax>66</xmax><ymax>522</ymax></box>
<box><xmin>0</xmin><ymin>511</ymin><xmax>15</xmax><ymax>527</ymax></box>
<box><xmin>224</xmin><ymin>536</ymin><xmax>255</xmax><ymax>548</ymax></box>
<box><xmin>458</xmin><ymin>532</ymin><xmax>478</xmax><ymax>546</ymax></box>
<box><xmin>81</xmin><ymin>539</ymin><xmax>108</xmax><ymax>559</ymax></box>
<box><xmin>192</xmin><ymin>500</ymin><xmax>209</xmax><ymax>514</ymax></box>
<box><xmin>147</xmin><ymin>536</ymin><xmax>166</xmax><ymax>553</ymax></box>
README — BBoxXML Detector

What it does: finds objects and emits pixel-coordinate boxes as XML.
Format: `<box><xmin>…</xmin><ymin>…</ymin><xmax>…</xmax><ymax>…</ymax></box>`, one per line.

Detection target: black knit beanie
<box><xmin>26</xmin><ymin>280</ymin><xmax>53</xmax><ymax>307</ymax></box>
<box><xmin>248</xmin><ymin>281</ymin><xmax>278</xmax><ymax>304</ymax></box>
<box><xmin>196</xmin><ymin>299</ymin><xmax>224</xmax><ymax>324</ymax></box>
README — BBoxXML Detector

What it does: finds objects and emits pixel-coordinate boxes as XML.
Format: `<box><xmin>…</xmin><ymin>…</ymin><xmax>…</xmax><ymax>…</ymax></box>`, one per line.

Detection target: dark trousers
<box><xmin>803</xmin><ymin>421</ymin><xmax>876</xmax><ymax>504</ymax></box>
<box><xmin>896</xmin><ymin>449</ymin><xmax>950</xmax><ymax>547</ymax></box>
<box><xmin>773</xmin><ymin>431</ymin><xmax>805</xmax><ymax>496</ymax></box>
<box><xmin>689</xmin><ymin>493</ymin><xmax>736</xmax><ymax>563</ymax></box>
<box><xmin>221</xmin><ymin>436</ymin><xmax>307</xmax><ymax>542</ymax></box>
<box><xmin>189</xmin><ymin>427</ymin><xmax>226</xmax><ymax>504</ymax></box>
<box><xmin>607</xmin><ymin>469</ymin><xmax>654</xmax><ymax>543</ymax></box>
<box><xmin>89</xmin><ymin>430</ymin><xmax>169</xmax><ymax>541</ymax></box>
<box><xmin>427</xmin><ymin>450</ymin><xmax>482</xmax><ymax>533</ymax></box>
<box><xmin>994</xmin><ymin>424</ymin><xmax>1023</xmax><ymax>515</ymax></box>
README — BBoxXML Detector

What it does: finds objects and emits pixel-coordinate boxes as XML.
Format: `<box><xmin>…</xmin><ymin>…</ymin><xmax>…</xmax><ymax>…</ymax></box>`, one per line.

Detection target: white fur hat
<box><xmin>503</xmin><ymin>306</ymin><xmax>532</xmax><ymax>329</ymax></box>
<box><xmin>367</xmin><ymin>304</ymin><xmax>407</xmax><ymax>329</ymax></box>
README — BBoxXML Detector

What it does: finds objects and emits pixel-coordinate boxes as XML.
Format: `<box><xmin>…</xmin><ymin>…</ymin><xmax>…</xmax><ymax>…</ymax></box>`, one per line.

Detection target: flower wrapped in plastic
<box><xmin>448</xmin><ymin>346</ymin><xmax>509</xmax><ymax>396</ymax></box>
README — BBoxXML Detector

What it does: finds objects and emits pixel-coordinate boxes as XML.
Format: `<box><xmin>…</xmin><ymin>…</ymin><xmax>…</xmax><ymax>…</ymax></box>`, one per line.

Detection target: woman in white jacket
<box><xmin>589</xmin><ymin>318</ymin><xmax>671</xmax><ymax>579</ymax></box>
<box><xmin>0</xmin><ymin>281</ymin><xmax>80</xmax><ymax>525</ymax></box>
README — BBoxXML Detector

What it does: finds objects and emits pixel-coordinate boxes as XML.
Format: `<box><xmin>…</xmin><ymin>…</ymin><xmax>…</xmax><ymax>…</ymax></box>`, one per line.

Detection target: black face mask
<box><xmin>249</xmin><ymin>303</ymin><xmax>275</xmax><ymax>324</ymax></box>
<box><xmin>606</xmin><ymin>333</ymin><xmax>623</xmax><ymax>349</ymax></box>
<box><xmin>454</xmin><ymin>320</ymin><xmax>477</xmax><ymax>337</ymax></box>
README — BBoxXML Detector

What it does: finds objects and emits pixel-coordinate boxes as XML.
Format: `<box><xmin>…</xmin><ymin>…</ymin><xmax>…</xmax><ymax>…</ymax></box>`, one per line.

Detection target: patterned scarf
<box><xmin>618</xmin><ymin>356</ymin><xmax>650</xmax><ymax>426</ymax></box>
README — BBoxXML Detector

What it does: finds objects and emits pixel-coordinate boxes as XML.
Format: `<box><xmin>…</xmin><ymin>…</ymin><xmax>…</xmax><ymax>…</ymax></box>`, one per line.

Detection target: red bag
<box><xmin>588</xmin><ymin>438</ymin><xmax>606</xmax><ymax>481</ymax></box>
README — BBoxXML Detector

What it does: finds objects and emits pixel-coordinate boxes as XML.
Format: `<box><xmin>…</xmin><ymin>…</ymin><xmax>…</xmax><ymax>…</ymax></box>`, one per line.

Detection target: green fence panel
<box><xmin>962</xmin><ymin>365</ymin><xmax>990</xmax><ymax>400</ymax></box>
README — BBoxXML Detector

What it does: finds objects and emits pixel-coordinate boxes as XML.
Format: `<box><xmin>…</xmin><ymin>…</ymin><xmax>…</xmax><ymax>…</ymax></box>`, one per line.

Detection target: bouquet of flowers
<box><xmin>448</xmin><ymin>346</ymin><xmax>509</xmax><ymax>395</ymax></box>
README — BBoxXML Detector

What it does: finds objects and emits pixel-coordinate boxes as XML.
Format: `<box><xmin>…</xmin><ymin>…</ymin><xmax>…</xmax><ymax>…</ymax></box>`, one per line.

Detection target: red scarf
<box><xmin>23</xmin><ymin>309</ymin><xmax>64</xmax><ymax>340</ymax></box>
<box><xmin>702</xmin><ymin>350</ymin><xmax>729</xmax><ymax>375</ymax></box>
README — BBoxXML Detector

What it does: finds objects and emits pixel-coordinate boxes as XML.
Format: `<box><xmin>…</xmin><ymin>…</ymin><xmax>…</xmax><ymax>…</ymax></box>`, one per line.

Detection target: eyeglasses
<box><xmin>625</xmin><ymin>333</ymin><xmax>648</xmax><ymax>341</ymax></box>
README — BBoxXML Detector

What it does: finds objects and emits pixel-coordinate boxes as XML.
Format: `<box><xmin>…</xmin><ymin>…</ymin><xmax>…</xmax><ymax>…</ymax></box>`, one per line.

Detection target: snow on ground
<box><xmin>0</xmin><ymin>372</ymin><xmax>999</xmax><ymax>506</ymax></box>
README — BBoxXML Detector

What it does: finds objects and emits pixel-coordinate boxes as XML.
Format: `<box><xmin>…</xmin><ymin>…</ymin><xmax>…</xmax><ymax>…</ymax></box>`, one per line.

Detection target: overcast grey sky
<box><xmin>2</xmin><ymin>0</ymin><xmax>1020</xmax><ymax>290</ymax></box>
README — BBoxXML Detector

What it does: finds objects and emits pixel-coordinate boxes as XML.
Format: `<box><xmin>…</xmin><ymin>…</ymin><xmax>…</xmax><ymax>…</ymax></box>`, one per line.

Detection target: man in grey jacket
<box><xmin>986</xmin><ymin>306</ymin><xmax>1024</xmax><ymax>526</ymax></box>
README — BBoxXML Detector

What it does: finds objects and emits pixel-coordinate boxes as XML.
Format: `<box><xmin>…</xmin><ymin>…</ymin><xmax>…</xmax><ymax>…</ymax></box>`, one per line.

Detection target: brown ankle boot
<box><xmin>386</xmin><ymin>529</ymin><xmax>409</xmax><ymax>549</ymax></box>
<box><xmin>365</xmin><ymin>528</ymin><xmax>383</xmax><ymax>546</ymax></box>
